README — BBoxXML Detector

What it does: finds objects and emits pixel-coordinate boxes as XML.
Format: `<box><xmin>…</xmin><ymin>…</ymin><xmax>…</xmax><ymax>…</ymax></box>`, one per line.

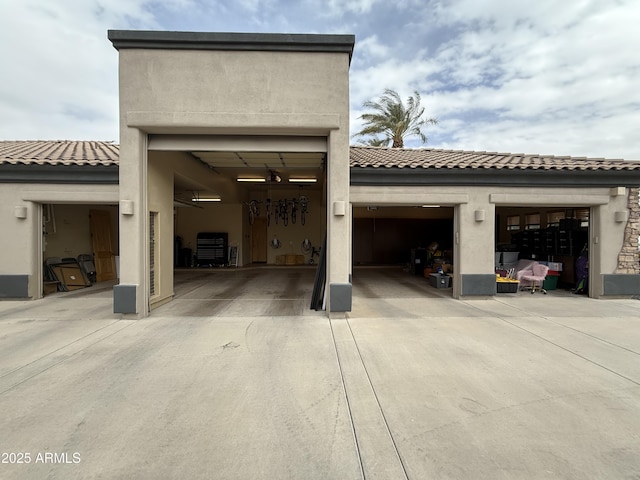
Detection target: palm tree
<box><xmin>354</xmin><ymin>89</ymin><xmax>437</xmax><ymax>148</ymax></box>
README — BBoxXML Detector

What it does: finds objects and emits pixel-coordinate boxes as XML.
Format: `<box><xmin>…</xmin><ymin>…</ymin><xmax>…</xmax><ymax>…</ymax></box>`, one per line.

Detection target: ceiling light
<box><xmin>192</xmin><ymin>197</ymin><xmax>221</xmax><ymax>202</ymax></box>
<box><xmin>421</xmin><ymin>205</ymin><xmax>440</xmax><ymax>208</ymax></box>
<box><xmin>289</xmin><ymin>178</ymin><xmax>317</xmax><ymax>183</ymax></box>
<box><xmin>237</xmin><ymin>177</ymin><xmax>266</xmax><ymax>182</ymax></box>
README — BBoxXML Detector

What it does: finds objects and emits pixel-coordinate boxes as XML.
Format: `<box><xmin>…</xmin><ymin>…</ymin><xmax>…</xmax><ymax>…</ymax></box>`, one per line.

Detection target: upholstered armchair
<box><xmin>517</xmin><ymin>263</ymin><xmax>550</xmax><ymax>294</ymax></box>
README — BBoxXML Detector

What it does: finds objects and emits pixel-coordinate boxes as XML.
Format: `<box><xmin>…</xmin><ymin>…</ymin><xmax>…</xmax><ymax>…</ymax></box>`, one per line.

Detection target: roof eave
<box><xmin>108</xmin><ymin>30</ymin><xmax>356</xmax><ymax>64</ymax></box>
<box><xmin>350</xmin><ymin>166</ymin><xmax>640</xmax><ymax>188</ymax></box>
<box><xmin>0</xmin><ymin>164</ymin><xmax>119</xmax><ymax>184</ymax></box>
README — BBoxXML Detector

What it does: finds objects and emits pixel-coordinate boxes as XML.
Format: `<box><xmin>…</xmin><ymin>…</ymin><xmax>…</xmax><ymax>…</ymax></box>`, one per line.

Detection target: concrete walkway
<box><xmin>1</xmin><ymin>267</ymin><xmax>639</xmax><ymax>479</ymax></box>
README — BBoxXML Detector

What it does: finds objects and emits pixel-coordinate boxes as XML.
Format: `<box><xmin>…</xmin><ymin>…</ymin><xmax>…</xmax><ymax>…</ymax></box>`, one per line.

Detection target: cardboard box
<box><xmin>52</xmin><ymin>265</ymin><xmax>90</xmax><ymax>291</ymax></box>
<box><xmin>285</xmin><ymin>255</ymin><xmax>297</xmax><ymax>265</ymax></box>
<box><xmin>43</xmin><ymin>281</ymin><xmax>59</xmax><ymax>295</ymax></box>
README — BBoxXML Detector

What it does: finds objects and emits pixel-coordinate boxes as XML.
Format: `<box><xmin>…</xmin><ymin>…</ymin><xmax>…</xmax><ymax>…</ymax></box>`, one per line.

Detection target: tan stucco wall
<box><xmin>117</xmin><ymin>47</ymin><xmax>351</xmax><ymax>315</ymax></box>
<box><xmin>0</xmin><ymin>186</ymin><xmax>40</xmax><ymax>279</ymax></box>
<box><xmin>148</xmin><ymin>154</ymin><xmax>175</xmax><ymax>306</ymax></box>
<box><xmin>119</xmin><ymin>50</ymin><xmax>348</xmax><ymax>120</ymax></box>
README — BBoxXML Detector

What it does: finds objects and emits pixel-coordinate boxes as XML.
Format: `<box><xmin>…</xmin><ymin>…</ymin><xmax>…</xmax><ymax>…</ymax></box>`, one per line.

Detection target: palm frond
<box><xmin>354</xmin><ymin>88</ymin><xmax>438</xmax><ymax>148</ymax></box>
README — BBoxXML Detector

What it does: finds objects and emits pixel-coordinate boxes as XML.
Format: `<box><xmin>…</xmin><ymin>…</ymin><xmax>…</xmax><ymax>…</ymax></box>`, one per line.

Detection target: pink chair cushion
<box><xmin>521</xmin><ymin>263</ymin><xmax>549</xmax><ymax>282</ymax></box>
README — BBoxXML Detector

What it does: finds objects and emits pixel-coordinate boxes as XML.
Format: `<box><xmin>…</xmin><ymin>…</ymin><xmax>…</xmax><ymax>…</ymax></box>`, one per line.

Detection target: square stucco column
<box><xmin>592</xmin><ymin>190</ymin><xmax>640</xmax><ymax>297</ymax></box>
<box><xmin>455</xmin><ymin>201</ymin><xmax>496</xmax><ymax>297</ymax></box>
<box><xmin>114</xmin><ymin>128</ymin><xmax>148</xmax><ymax>316</ymax></box>
<box><xmin>326</xmin><ymin>129</ymin><xmax>352</xmax><ymax>313</ymax></box>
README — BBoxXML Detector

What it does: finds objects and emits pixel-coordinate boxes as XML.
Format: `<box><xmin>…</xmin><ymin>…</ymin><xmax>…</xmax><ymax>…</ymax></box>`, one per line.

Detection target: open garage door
<box><xmin>147</xmin><ymin>136</ymin><xmax>328</xmax><ymax>314</ymax></box>
<box><xmin>352</xmin><ymin>205</ymin><xmax>455</xmax><ymax>296</ymax></box>
<box><xmin>496</xmin><ymin>206</ymin><xmax>590</xmax><ymax>295</ymax></box>
<box><xmin>42</xmin><ymin>204</ymin><xmax>119</xmax><ymax>298</ymax></box>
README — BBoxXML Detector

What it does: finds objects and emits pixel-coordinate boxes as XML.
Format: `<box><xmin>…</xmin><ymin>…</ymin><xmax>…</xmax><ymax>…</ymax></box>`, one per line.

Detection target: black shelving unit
<box><xmin>512</xmin><ymin>227</ymin><xmax>587</xmax><ymax>257</ymax></box>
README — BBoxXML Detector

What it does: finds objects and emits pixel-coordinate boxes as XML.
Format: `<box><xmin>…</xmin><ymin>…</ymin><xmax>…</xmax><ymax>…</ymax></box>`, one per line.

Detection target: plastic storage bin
<box><xmin>543</xmin><ymin>274</ymin><xmax>559</xmax><ymax>290</ymax></box>
<box><xmin>429</xmin><ymin>273</ymin><xmax>451</xmax><ymax>288</ymax></box>
<box><xmin>496</xmin><ymin>281</ymin><xmax>519</xmax><ymax>293</ymax></box>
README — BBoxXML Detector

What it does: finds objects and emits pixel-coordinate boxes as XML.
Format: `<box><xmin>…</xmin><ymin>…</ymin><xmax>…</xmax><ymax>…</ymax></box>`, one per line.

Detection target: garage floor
<box><xmin>1</xmin><ymin>267</ymin><xmax>639</xmax><ymax>479</ymax></box>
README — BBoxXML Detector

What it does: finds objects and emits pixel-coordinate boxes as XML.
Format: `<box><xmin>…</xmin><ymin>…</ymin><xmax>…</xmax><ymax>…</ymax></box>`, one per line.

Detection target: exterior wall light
<box><xmin>14</xmin><ymin>206</ymin><xmax>27</xmax><ymax>219</ymax></box>
<box><xmin>333</xmin><ymin>201</ymin><xmax>346</xmax><ymax>216</ymax></box>
<box><xmin>615</xmin><ymin>211</ymin><xmax>628</xmax><ymax>222</ymax></box>
<box><xmin>120</xmin><ymin>200</ymin><xmax>134</xmax><ymax>215</ymax></box>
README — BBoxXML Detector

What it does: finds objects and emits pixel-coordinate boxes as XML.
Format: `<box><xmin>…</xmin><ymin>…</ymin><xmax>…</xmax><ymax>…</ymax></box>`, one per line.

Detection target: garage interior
<box><xmin>351</xmin><ymin>203</ymin><xmax>590</xmax><ymax>297</ymax></box>
<box><xmin>496</xmin><ymin>206</ymin><xmax>590</xmax><ymax>294</ymax></box>
<box><xmin>39</xmin><ymin>179</ymin><xmax>593</xmax><ymax>302</ymax></box>
<box><xmin>42</xmin><ymin>204</ymin><xmax>119</xmax><ymax>297</ymax></box>
<box><xmin>147</xmin><ymin>138</ymin><xmax>329</xmax><ymax>309</ymax></box>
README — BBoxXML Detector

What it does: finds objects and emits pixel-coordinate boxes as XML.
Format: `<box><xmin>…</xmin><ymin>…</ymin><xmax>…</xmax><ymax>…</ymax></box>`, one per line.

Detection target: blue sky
<box><xmin>2</xmin><ymin>0</ymin><xmax>639</xmax><ymax>159</ymax></box>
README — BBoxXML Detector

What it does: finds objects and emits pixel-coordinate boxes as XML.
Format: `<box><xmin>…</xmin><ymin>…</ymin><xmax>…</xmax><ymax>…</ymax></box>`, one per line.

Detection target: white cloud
<box><xmin>1</xmin><ymin>0</ymin><xmax>639</xmax><ymax>159</ymax></box>
<box><xmin>402</xmin><ymin>0</ymin><xmax>640</xmax><ymax>158</ymax></box>
<box><xmin>0</xmin><ymin>0</ymin><xmax>163</xmax><ymax>140</ymax></box>
<box><xmin>322</xmin><ymin>0</ymin><xmax>381</xmax><ymax>16</ymax></box>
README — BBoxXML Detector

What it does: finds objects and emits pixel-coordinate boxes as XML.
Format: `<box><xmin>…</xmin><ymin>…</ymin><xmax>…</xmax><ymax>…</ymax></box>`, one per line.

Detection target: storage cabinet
<box><xmin>196</xmin><ymin>232</ymin><xmax>228</xmax><ymax>266</ymax></box>
<box><xmin>513</xmin><ymin>228</ymin><xmax>587</xmax><ymax>258</ymax></box>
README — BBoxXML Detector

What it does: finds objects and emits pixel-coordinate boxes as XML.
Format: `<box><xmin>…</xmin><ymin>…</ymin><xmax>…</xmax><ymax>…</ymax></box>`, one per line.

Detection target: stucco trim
<box><xmin>0</xmin><ymin>275</ymin><xmax>30</xmax><ymax>298</ymax></box>
<box><xmin>0</xmin><ymin>165</ymin><xmax>119</xmax><ymax>184</ymax></box>
<box><xmin>350</xmin><ymin>187</ymin><xmax>469</xmax><ymax>206</ymax></box>
<box><xmin>128</xmin><ymin>112</ymin><xmax>341</xmax><ymax>135</ymax></box>
<box><xmin>22</xmin><ymin>187</ymin><xmax>119</xmax><ymax>204</ymax></box>
<box><xmin>490</xmin><ymin>193</ymin><xmax>610</xmax><ymax>206</ymax></box>
<box><xmin>602</xmin><ymin>274</ymin><xmax>640</xmax><ymax>295</ymax></box>
<box><xmin>350</xmin><ymin>167</ymin><xmax>640</xmax><ymax>188</ymax></box>
<box><xmin>108</xmin><ymin>30</ymin><xmax>355</xmax><ymax>62</ymax></box>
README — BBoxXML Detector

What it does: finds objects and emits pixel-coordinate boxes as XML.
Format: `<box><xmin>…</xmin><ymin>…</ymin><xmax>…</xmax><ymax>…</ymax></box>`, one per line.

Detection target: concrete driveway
<box><xmin>0</xmin><ymin>267</ymin><xmax>639</xmax><ymax>479</ymax></box>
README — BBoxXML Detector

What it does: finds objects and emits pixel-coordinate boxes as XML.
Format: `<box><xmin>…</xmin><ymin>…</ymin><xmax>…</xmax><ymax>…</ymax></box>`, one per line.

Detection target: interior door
<box><xmin>251</xmin><ymin>217</ymin><xmax>268</xmax><ymax>263</ymax></box>
<box><xmin>90</xmin><ymin>209</ymin><xmax>117</xmax><ymax>282</ymax></box>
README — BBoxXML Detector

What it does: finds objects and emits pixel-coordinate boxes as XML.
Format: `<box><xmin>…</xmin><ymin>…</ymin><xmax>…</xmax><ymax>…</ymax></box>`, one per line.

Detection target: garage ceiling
<box><xmin>150</xmin><ymin>135</ymin><xmax>327</xmax><ymax>202</ymax></box>
<box><xmin>172</xmin><ymin>150</ymin><xmax>325</xmax><ymax>205</ymax></box>
<box><xmin>192</xmin><ymin>150</ymin><xmax>325</xmax><ymax>184</ymax></box>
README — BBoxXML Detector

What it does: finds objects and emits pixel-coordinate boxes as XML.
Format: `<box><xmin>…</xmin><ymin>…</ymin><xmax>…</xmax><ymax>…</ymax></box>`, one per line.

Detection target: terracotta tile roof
<box><xmin>2</xmin><ymin>141</ymin><xmax>638</xmax><ymax>173</ymax></box>
<box><xmin>0</xmin><ymin>140</ymin><xmax>119</xmax><ymax>166</ymax></box>
<box><xmin>349</xmin><ymin>146</ymin><xmax>640</xmax><ymax>171</ymax></box>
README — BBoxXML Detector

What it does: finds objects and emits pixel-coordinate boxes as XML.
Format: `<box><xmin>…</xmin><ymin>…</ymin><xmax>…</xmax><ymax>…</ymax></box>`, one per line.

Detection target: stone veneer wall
<box><xmin>616</xmin><ymin>187</ymin><xmax>640</xmax><ymax>274</ymax></box>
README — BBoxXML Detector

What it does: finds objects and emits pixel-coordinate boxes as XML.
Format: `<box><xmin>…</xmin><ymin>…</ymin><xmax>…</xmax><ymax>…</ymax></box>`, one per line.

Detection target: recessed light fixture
<box><xmin>421</xmin><ymin>205</ymin><xmax>440</xmax><ymax>208</ymax></box>
<box><xmin>288</xmin><ymin>178</ymin><xmax>317</xmax><ymax>183</ymax></box>
<box><xmin>192</xmin><ymin>197</ymin><xmax>222</xmax><ymax>202</ymax></box>
<box><xmin>237</xmin><ymin>177</ymin><xmax>266</xmax><ymax>183</ymax></box>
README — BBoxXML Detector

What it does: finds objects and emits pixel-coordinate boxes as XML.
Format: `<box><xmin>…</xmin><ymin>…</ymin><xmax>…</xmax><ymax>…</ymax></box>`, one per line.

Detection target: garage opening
<box><xmin>352</xmin><ymin>205</ymin><xmax>455</xmax><ymax>296</ymax></box>
<box><xmin>151</xmin><ymin>139</ymin><xmax>328</xmax><ymax>312</ymax></box>
<box><xmin>495</xmin><ymin>206</ymin><xmax>590</xmax><ymax>295</ymax></box>
<box><xmin>42</xmin><ymin>204</ymin><xmax>119</xmax><ymax>298</ymax></box>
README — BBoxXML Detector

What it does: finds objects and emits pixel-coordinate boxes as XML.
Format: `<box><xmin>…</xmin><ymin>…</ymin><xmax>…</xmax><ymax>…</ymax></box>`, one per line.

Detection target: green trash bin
<box><xmin>543</xmin><ymin>274</ymin><xmax>559</xmax><ymax>290</ymax></box>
